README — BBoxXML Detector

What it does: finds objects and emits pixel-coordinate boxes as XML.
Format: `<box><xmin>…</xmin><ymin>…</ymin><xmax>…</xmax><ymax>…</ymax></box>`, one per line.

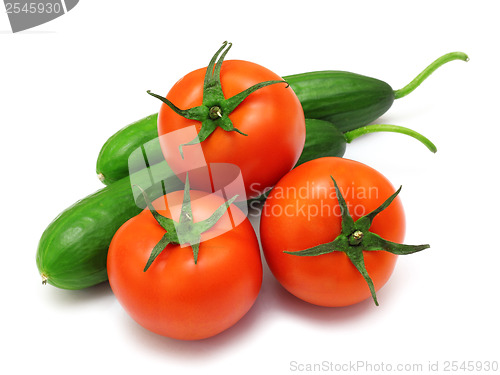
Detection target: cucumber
<box><xmin>96</xmin><ymin>52</ymin><xmax>467</xmax><ymax>184</ymax></box>
<box><xmin>96</xmin><ymin>113</ymin><xmax>163</xmax><ymax>185</ymax></box>
<box><xmin>294</xmin><ymin>119</ymin><xmax>348</xmax><ymax>166</ymax></box>
<box><xmin>295</xmin><ymin>119</ymin><xmax>437</xmax><ymax>167</ymax></box>
<box><xmin>37</xmin><ymin>161</ymin><xmax>183</xmax><ymax>290</ymax></box>
<box><xmin>286</xmin><ymin>51</ymin><xmax>468</xmax><ymax>132</ymax></box>
<box><xmin>285</xmin><ymin>71</ymin><xmax>394</xmax><ymax>133</ymax></box>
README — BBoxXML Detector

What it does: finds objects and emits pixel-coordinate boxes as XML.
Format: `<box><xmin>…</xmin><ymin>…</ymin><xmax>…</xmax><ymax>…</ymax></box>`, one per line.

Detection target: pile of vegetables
<box><xmin>36</xmin><ymin>42</ymin><xmax>468</xmax><ymax>340</ymax></box>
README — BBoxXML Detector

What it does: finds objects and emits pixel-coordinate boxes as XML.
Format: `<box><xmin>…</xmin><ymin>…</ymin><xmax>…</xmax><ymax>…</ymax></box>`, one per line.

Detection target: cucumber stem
<box><xmin>393</xmin><ymin>52</ymin><xmax>469</xmax><ymax>99</ymax></box>
<box><xmin>41</xmin><ymin>273</ymin><xmax>48</xmax><ymax>285</ymax></box>
<box><xmin>344</xmin><ymin>124</ymin><xmax>437</xmax><ymax>153</ymax></box>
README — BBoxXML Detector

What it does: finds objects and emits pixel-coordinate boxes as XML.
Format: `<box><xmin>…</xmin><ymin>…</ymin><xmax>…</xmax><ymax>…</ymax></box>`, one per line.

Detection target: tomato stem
<box><xmin>284</xmin><ymin>176</ymin><xmax>430</xmax><ymax>306</ymax></box>
<box><xmin>209</xmin><ymin>106</ymin><xmax>223</xmax><ymax>119</ymax></box>
<box><xmin>344</xmin><ymin>124</ymin><xmax>437</xmax><ymax>153</ymax></box>
<box><xmin>393</xmin><ymin>52</ymin><xmax>469</xmax><ymax>99</ymax></box>
<box><xmin>349</xmin><ymin>230</ymin><xmax>364</xmax><ymax>246</ymax></box>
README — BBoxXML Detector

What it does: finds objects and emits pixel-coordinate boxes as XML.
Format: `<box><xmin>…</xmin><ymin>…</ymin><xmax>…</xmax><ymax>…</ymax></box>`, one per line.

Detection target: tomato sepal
<box><xmin>284</xmin><ymin>176</ymin><xmax>430</xmax><ymax>306</ymax></box>
<box><xmin>135</xmin><ymin>174</ymin><xmax>238</xmax><ymax>271</ymax></box>
<box><xmin>147</xmin><ymin>41</ymin><xmax>288</xmax><ymax>156</ymax></box>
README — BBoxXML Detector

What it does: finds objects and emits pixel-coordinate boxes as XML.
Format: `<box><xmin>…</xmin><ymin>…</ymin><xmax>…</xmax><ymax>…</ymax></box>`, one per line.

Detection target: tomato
<box><xmin>260</xmin><ymin>157</ymin><xmax>408</xmax><ymax>307</ymax></box>
<box><xmin>154</xmin><ymin>43</ymin><xmax>305</xmax><ymax>199</ymax></box>
<box><xmin>107</xmin><ymin>189</ymin><xmax>262</xmax><ymax>340</ymax></box>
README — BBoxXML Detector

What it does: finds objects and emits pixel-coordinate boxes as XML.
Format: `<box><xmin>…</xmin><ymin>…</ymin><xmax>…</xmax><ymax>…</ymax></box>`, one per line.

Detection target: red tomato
<box><xmin>107</xmin><ymin>190</ymin><xmax>262</xmax><ymax>340</ymax></box>
<box><xmin>260</xmin><ymin>157</ymin><xmax>406</xmax><ymax>307</ymax></box>
<box><xmin>157</xmin><ymin>59</ymin><xmax>305</xmax><ymax>199</ymax></box>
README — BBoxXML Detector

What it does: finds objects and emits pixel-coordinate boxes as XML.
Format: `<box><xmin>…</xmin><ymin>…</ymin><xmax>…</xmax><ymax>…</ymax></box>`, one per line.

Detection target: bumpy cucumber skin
<box><xmin>295</xmin><ymin>119</ymin><xmax>347</xmax><ymax>167</ymax></box>
<box><xmin>284</xmin><ymin>71</ymin><xmax>395</xmax><ymax>133</ymax></box>
<box><xmin>96</xmin><ymin>113</ymin><xmax>160</xmax><ymax>185</ymax></box>
<box><xmin>36</xmin><ymin>167</ymin><xmax>182</xmax><ymax>290</ymax></box>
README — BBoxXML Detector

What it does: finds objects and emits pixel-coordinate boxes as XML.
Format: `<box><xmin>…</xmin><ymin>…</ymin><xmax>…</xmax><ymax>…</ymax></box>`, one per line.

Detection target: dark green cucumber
<box><xmin>285</xmin><ymin>71</ymin><xmax>394</xmax><ymax>132</ymax></box>
<box><xmin>295</xmin><ymin>119</ymin><xmax>437</xmax><ymax>167</ymax></box>
<box><xmin>37</xmin><ymin>161</ymin><xmax>183</xmax><ymax>289</ymax></box>
<box><xmin>96</xmin><ymin>52</ymin><xmax>467</xmax><ymax>184</ymax></box>
<box><xmin>285</xmin><ymin>51</ymin><xmax>468</xmax><ymax>132</ymax></box>
<box><xmin>295</xmin><ymin>119</ymin><xmax>348</xmax><ymax>166</ymax></box>
<box><xmin>96</xmin><ymin>113</ymin><xmax>164</xmax><ymax>185</ymax></box>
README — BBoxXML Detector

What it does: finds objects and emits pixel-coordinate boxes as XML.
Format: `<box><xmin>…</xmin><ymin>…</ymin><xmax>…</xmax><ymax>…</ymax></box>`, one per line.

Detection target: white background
<box><xmin>1</xmin><ymin>1</ymin><xmax>499</xmax><ymax>374</ymax></box>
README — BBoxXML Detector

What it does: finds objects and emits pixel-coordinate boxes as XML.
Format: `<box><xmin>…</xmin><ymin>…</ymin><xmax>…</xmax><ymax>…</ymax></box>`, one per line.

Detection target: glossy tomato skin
<box><xmin>157</xmin><ymin>60</ymin><xmax>306</xmax><ymax>199</ymax></box>
<box><xmin>260</xmin><ymin>157</ymin><xmax>406</xmax><ymax>307</ymax></box>
<box><xmin>107</xmin><ymin>190</ymin><xmax>262</xmax><ymax>340</ymax></box>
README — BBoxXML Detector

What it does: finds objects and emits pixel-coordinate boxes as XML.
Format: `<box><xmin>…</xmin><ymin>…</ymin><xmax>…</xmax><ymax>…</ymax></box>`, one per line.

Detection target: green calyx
<box><xmin>284</xmin><ymin>176</ymin><xmax>430</xmax><ymax>306</ymax></box>
<box><xmin>147</xmin><ymin>41</ymin><xmax>287</xmax><ymax>156</ymax></box>
<box><xmin>136</xmin><ymin>175</ymin><xmax>237</xmax><ymax>272</ymax></box>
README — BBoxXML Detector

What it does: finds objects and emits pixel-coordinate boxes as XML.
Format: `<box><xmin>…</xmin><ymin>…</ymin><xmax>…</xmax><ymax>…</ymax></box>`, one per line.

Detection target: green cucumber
<box><xmin>295</xmin><ymin>119</ymin><xmax>437</xmax><ymax>167</ymax></box>
<box><xmin>37</xmin><ymin>161</ymin><xmax>183</xmax><ymax>290</ymax></box>
<box><xmin>295</xmin><ymin>119</ymin><xmax>348</xmax><ymax>166</ymax></box>
<box><xmin>96</xmin><ymin>113</ymin><xmax>164</xmax><ymax>185</ymax></box>
<box><xmin>285</xmin><ymin>51</ymin><xmax>468</xmax><ymax>132</ymax></box>
<box><xmin>96</xmin><ymin>51</ymin><xmax>467</xmax><ymax>184</ymax></box>
<box><xmin>286</xmin><ymin>71</ymin><xmax>394</xmax><ymax>133</ymax></box>
<box><xmin>97</xmin><ymin>113</ymin><xmax>164</xmax><ymax>185</ymax></box>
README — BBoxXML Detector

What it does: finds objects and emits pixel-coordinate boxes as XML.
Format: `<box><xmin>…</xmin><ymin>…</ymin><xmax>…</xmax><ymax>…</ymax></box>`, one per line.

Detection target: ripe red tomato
<box><xmin>260</xmin><ymin>157</ymin><xmax>406</xmax><ymax>307</ymax></box>
<box><xmin>107</xmin><ymin>190</ymin><xmax>263</xmax><ymax>340</ymax></box>
<box><xmin>157</xmin><ymin>58</ymin><xmax>305</xmax><ymax>199</ymax></box>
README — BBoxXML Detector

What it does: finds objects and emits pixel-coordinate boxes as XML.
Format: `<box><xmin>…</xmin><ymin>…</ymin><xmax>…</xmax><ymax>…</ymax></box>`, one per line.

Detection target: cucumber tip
<box><xmin>97</xmin><ymin>173</ymin><xmax>105</xmax><ymax>183</ymax></box>
<box><xmin>41</xmin><ymin>273</ymin><xmax>48</xmax><ymax>285</ymax></box>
